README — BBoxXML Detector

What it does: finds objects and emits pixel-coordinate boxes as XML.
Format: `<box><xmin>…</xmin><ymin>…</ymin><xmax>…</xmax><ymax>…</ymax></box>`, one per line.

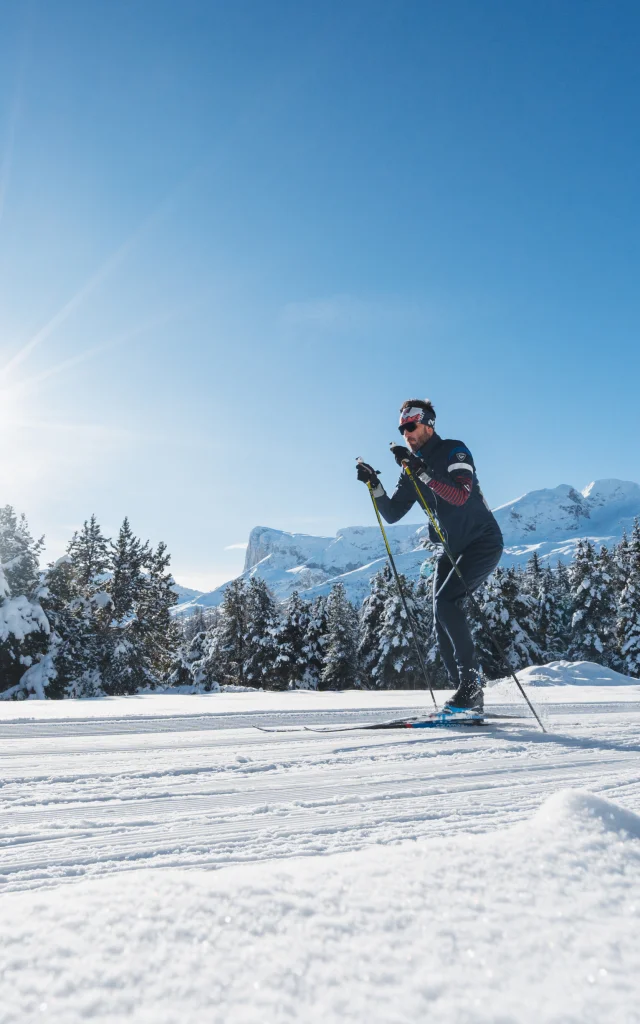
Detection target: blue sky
<box><xmin>1</xmin><ymin>0</ymin><xmax>639</xmax><ymax>589</ymax></box>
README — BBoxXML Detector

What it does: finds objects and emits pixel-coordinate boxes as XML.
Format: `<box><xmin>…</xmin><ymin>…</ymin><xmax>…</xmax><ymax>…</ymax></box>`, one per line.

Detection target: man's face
<box><xmin>401</xmin><ymin>422</ymin><xmax>433</xmax><ymax>451</ymax></box>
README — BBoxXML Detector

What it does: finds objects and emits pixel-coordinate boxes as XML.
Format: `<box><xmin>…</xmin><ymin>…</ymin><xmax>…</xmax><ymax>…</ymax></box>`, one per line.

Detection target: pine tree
<box><xmin>533</xmin><ymin>565</ymin><xmax>563</xmax><ymax>661</ymax></box>
<box><xmin>375</xmin><ymin>573</ymin><xmax>424</xmax><ymax>689</ymax></box>
<box><xmin>614</xmin><ymin>532</ymin><xmax>631</xmax><ymax>593</ymax></box>
<box><xmin>321</xmin><ymin>584</ymin><xmax>358</xmax><ymax>690</ymax></box>
<box><xmin>553</xmin><ymin>560</ymin><xmax>573</xmax><ymax>653</ymax></box>
<box><xmin>616</xmin><ymin>519</ymin><xmax>640</xmax><ymax>677</ymax></box>
<box><xmin>43</xmin><ymin>517</ymin><xmax>112</xmax><ymax>697</ymax></box>
<box><xmin>67</xmin><ymin>515</ymin><xmax>110</xmax><ymax>593</ymax></box>
<box><xmin>135</xmin><ymin>541</ymin><xmax>180</xmax><ymax>684</ymax></box>
<box><xmin>521</xmin><ymin>553</ymin><xmax>569</xmax><ymax>662</ymax></box>
<box><xmin>523</xmin><ymin>550</ymin><xmax>544</xmax><ymax>595</ymax></box>
<box><xmin>102</xmin><ymin>519</ymin><xmax>151</xmax><ymax>694</ymax></box>
<box><xmin>243</xmin><ymin>577</ymin><xmax>281</xmax><ymax>689</ymax></box>
<box><xmin>168</xmin><ymin>624</ymin><xmax>221</xmax><ymax>691</ymax></box>
<box><xmin>0</xmin><ymin>505</ymin><xmax>43</xmax><ymax>594</ymax></box>
<box><xmin>214</xmin><ymin>578</ymin><xmax>248</xmax><ymax>686</ymax></box>
<box><xmin>274</xmin><ymin>591</ymin><xmax>313</xmax><ymax>689</ymax></box>
<box><xmin>183</xmin><ymin>606</ymin><xmax>206</xmax><ymax>643</ymax></box>
<box><xmin>108</xmin><ymin>518</ymin><xmax>148</xmax><ymax>623</ymax></box>
<box><xmin>357</xmin><ymin>567</ymin><xmax>390</xmax><ymax>687</ymax></box>
<box><xmin>302</xmin><ymin>596</ymin><xmax>328</xmax><ymax>689</ymax></box>
<box><xmin>569</xmin><ymin>541</ymin><xmax>618</xmax><ymax>666</ymax></box>
<box><xmin>597</xmin><ymin>545</ymin><xmax>619</xmax><ymax>665</ymax></box>
<box><xmin>0</xmin><ymin>506</ymin><xmax>50</xmax><ymax>696</ymax></box>
<box><xmin>473</xmin><ymin>566</ymin><xmax>541</xmax><ymax>679</ymax></box>
<box><xmin>42</xmin><ymin>556</ymin><xmax>102</xmax><ymax>699</ymax></box>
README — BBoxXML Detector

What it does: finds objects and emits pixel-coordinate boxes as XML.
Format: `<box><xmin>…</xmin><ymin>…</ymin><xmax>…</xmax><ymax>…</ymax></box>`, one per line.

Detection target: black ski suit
<box><xmin>374</xmin><ymin>431</ymin><xmax>503</xmax><ymax>689</ymax></box>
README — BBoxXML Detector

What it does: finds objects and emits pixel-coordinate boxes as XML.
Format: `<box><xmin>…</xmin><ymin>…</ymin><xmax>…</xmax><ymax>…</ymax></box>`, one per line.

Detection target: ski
<box><xmin>254</xmin><ymin>725</ymin><xmax>307</xmax><ymax>733</ymax></box>
<box><xmin>303</xmin><ymin>711</ymin><xmax>525</xmax><ymax>733</ymax></box>
<box><xmin>255</xmin><ymin>711</ymin><xmax>526</xmax><ymax>734</ymax></box>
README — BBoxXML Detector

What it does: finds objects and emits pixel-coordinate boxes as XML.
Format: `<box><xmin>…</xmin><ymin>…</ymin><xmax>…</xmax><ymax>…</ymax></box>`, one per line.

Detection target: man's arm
<box><xmin>390</xmin><ymin>442</ymin><xmax>475</xmax><ymax>508</ymax></box>
<box><xmin>422</xmin><ymin>444</ymin><xmax>475</xmax><ymax>507</ymax></box>
<box><xmin>372</xmin><ymin>470</ymin><xmax>417</xmax><ymax>523</ymax></box>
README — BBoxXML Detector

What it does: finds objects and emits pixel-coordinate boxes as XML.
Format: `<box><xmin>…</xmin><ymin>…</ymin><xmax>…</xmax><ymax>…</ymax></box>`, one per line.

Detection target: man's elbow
<box><xmin>378</xmin><ymin>503</ymin><xmax>406</xmax><ymax>524</ymax></box>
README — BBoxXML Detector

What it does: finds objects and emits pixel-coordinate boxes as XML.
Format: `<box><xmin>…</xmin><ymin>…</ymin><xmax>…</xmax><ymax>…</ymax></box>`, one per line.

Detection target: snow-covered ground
<box><xmin>2</xmin><ymin>662</ymin><xmax>640</xmax><ymax>1022</ymax></box>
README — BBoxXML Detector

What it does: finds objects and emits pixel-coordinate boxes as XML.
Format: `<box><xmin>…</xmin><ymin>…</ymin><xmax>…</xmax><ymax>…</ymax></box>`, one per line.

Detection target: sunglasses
<box><xmin>398</xmin><ymin>421</ymin><xmax>420</xmax><ymax>435</ymax></box>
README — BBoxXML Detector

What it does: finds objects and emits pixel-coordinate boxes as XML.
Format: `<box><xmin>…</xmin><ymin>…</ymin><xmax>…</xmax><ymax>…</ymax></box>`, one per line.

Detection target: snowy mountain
<box><xmin>495</xmin><ymin>479</ymin><xmax>640</xmax><ymax>556</ymax></box>
<box><xmin>172</xmin><ymin>583</ymin><xmax>204</xmax><ymax>608</ymax></box>
<box><xmin>176</xmin><ymin>478</ymin><xmax>640</xmax><ymax>612</ymax></box>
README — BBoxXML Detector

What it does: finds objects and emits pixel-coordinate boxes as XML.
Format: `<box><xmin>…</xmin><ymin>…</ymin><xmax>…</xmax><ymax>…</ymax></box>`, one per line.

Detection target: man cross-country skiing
<box><xmin>356</xmin><ymin>399</ymin><xmax>503</xmax><ymax>713</ymax></box>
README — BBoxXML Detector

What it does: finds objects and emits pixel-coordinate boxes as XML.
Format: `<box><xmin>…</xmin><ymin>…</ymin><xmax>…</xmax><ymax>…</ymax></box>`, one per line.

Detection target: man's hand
<box><xmin>389</xmin><ymin>443</ymin><xmax>410</xmax><ymax>466</ymax></box>
<box><xmin>356</xmin><ymin>460</ymin><xmax>382</xmax><ymax>488</ymax></box>
<box><xmin>388</xmin><ymin>443</ymin><xmax>432</xmax><ymax>482</ymax></box>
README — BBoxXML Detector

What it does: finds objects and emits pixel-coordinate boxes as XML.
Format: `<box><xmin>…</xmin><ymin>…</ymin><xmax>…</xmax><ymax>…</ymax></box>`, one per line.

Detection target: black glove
<box><xmin>388</xmin><ymin>444</ymin><xmax>432</xmax><ymax>481</ymax></box>
<box><xmin>389</xmin><ymin>443</ymin><xmax>410</xmax><ymax>466</ymax></box>
<box><xmin>356</xmin><ymin>459</ymin><xmax>381</xmax><ymax>488</ymax></box>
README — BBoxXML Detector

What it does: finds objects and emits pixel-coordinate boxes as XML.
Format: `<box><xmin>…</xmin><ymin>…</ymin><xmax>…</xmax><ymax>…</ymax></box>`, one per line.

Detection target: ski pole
<box><xmin>435</xmin><ymin>555</ymin><xmax>463</xmax><ymax>598</ymax></box>
<box><xmin>402</xmin><ymin>463</ymin><xmax>546</xmax><ymax>733</ymax></box>
<box><xmin>358</xmin><ymin>462</ymin><xmax>438</xmax><ymax>709</ymax></box>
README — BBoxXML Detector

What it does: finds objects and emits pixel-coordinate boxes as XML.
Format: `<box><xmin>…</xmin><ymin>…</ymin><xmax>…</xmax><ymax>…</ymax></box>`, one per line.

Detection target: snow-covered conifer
<box><xmin>42</xmin><ymin>556</ymin><xmax>101</xmax><ymax>698</ymax></box>
<box><xmin>523</xmin><ymin>550</ymin><xmax>543</xmax><ymax>593</ymax></box>
<box><xmin>569</xmin><ymin>540</ymin><xmax>618</xmax><ymax>665</ymax></box>
<box><xmin>108</xmin><ymin>518</ymin><xmax>148</xmax><ymax>623</ymax></box>
<box><xmin>135</xmin><ymin>541</ymin><xmax>180</xmax><ymax>683</ymax></box>
<box><xmin>473</xmin><ymin>567</ymin><xmax>541</xmax><ymax>679</ymax></box>
<box><xmin>533</xmin><ymin>565</ymin><xmax>566</xmax><ymax>660</ymax></box>
<box><xmin>274</xmin><ymin>591</ymin><xmax>313</xmax><ymax>689</ymax></box>
<box><xmin>302</xmin><ymin>596</ymin><xmax>328</xmax><ymax>689</ymax></box>
<box><xmin>553</xmin><ymin>560</ymin><xmax>573</xmax><ymax>651</ymax></box>
<box><xmin>0</xmin><ymin>506</ymin><xmax>50</xmax><ymax>696</ymax></box>
<box><xmin>243</xmin><ymin>577</ymin><xmax>282</xmax><ymax>689</ymax></box>
<box><xmin>42</xmin><ymin>517</ymin><xmax>112</xmax><ymax>697</ymax></box>
<box><xmin>183</xmin><ymin>607</ymin><xmax>206</xmax><ymax>643</ymax></box>
<box><xmin>214</xmin><ymin>578</ymin><xmax>248</xmax><ymax>686</ymax></box>
<box><xmin>321</xmin><ymin>584</ymin><xmax>358</xmax><ymax>690</ymax></box>
<box><xmin>357</xmin><ymin>566</ymin><xmax>391</xmax><ymax>688</ymax></box>
<box><xmin>616</xmin><ymin>518</ymin><xmax>640</xmax><ymax>677</ymax></box>
<box><xmin>374</xmin><ymin>573</ymin><xmax>425</xmax><ymax>689</ymax></box>
<box><xmin>522</xmin><ymin>553</ymin><xmax>569</xmax><ymax>661</ymax></box>
<box><xmin>102</xmin><ymin>519</ymin><xmax>151</xmax><ymax>694</ymax></box>
<box><xmin>613</xmin><ymin>532</ymin><xmax>631</xmax><ymax>592</ymax></box>
<box><xmin>67</xmin><ymin>515</ymin><xmax>110</xmax><ymax>593</ymax></box>
<box><xmin>168</xmin><ymin>624</ymin><xmax>221</xmax><ymax>691</ymax></box>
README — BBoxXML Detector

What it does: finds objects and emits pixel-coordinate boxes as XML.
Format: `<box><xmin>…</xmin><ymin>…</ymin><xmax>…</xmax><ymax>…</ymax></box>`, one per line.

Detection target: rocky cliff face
<box><xmin>244</xmin><ymin>523</ymin><xmax>428</xmax><ymax>575</ymax></box>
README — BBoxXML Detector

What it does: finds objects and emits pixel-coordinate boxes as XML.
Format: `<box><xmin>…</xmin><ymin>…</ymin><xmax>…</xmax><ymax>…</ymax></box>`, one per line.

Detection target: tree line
<box><xmin>1</xmin><ymin>502</ymin><xmax>639</xmax><ymax>698</ymax></box>
<box><xmin>0</xmin><ymin>507</ymin><xmax>179</xmax><ymax>698</ymax></box>
<box><xmin>169</xmin><ymin>520</ymin><xmax>640</xmax><ymax>691</ymax></box>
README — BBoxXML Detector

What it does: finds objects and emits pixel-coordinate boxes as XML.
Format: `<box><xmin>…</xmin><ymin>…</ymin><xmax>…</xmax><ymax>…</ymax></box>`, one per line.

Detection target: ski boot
<box><xmin>442</xmin><ymin>677</ymin><xmax>484</xmax><ymax>718</ymax></box>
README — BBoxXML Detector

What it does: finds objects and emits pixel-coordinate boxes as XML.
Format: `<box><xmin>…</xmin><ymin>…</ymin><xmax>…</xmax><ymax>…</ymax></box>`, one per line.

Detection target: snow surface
<box><xmin>177</xmin><ymin>477</ymin><xmax>640</xmax><ymax>610</ymax></box>
<box><xmin>513</xmin><ymin>659</ymin><xmax>638</xmax><ymax>687</ymax></box>
<box><xmin>2</xmin><ymin>662</ymin><xmax>640</xmax><ymax>1022</ymax></box>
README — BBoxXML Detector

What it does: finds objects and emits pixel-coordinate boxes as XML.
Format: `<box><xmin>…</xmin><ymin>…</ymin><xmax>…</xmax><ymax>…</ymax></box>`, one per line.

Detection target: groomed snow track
<box><xmin>2</xmin><ymin>691</ymin><xmax>640</xmax><ymax>894</ymax></box>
